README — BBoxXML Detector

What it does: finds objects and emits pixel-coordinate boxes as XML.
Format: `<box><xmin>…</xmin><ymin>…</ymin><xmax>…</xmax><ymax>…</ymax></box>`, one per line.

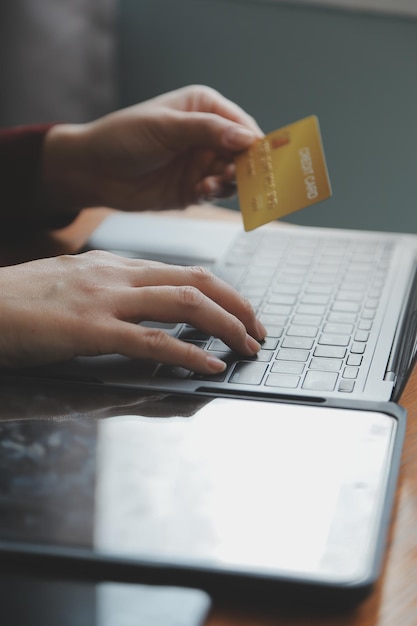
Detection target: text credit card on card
<box><xmin>235</xmin><ymin>115</ymin><xmax>332</xmax><ymax>231</ymax></box>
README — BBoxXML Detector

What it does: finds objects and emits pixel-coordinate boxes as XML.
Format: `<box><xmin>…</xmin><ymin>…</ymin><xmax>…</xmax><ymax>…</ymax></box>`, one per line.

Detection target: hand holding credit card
<box><xmin>235</xmin><ymin>115</ymin><xmax>332</xmax><ymax>231</ymax></box>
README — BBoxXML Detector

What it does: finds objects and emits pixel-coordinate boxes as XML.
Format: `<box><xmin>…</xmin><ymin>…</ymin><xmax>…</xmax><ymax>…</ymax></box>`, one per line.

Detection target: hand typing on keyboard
<box><xmin>0</xmin><ymin>84</ymin><xmax>267</xmax><ymax>375</ymax></box>
<box><xmin>0</xmin><ymin>251</ymin><xmax>266</xmax><ymax>373</ymax></box>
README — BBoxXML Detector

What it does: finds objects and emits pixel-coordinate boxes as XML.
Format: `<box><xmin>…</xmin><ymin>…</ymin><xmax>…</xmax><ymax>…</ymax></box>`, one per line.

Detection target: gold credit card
<box><xmin>235</xmin><ymin>115</ymin><xmax>332</xmax><ymax>231</ymax></box>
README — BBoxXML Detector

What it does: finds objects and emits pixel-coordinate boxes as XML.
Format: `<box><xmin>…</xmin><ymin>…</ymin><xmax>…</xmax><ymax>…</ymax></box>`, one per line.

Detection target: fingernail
<box><xmin>256</xmin><ymin>320</ymin><xmax>268</xmax><ymax>340</ymax></box>
<box><xmin>206</xmin><ymin>355</ymin><xmax>227</xmax><ymax>372</ymax></box>
<box><xmin>205</xmin><ymin>178</ymin><xmax>221</xmax><ymax>197</ymax></box>
<box><xmin>223</xmin><ymin>125</ymin><xmax>257</xmax><ymax>150</ymax></box>
<box><xmin>246</xmin><ymin>334</ymin><xmax>261</xmax><ymax>354</ymax></box>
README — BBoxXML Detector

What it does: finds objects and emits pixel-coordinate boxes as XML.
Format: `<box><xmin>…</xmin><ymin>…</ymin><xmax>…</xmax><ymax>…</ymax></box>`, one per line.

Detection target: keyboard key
<box><xmin>318</xmin><ymin>334</ymin><xmax>350</xmax><ymax>346</ymax></box>
<box><xmin>265</xmin><ymin>373</ymin><xmax>300</xmax><ymax>388</ymax></box>
<box><xmin>372</xmin><ymin>278</ymin><xmax>386</xmax><ymax>289</ymax></box>
<box><xmin>303</xmin><ymin>371</ymin><xmax>338</xmax><ymax>391</ymax></box>
<box><xmin>361</xmin><ymin>308</ymin><xmax>376</xmax><ymax>320</ymax></box>
<box><xmin>280</xmin><ymin>273</ymin><xmax>305</xmax><ymax>284</ymax></box>
<box><xmin>327</xmin><ymin>312</ymin><xmax>357</xmax><ymax>324</ymax></box>
<box><xmin>265</xmin><ymin>325</ymin><xmax>284</xmax><ymax>338</ymax></box>
<box><xmin>358</xmin><ymin>319</ymin><xmax>372</xmax><ymax>331</ymax></box>
<box><xmin>241</xmin><ymin>286</ymin><xmax>265</xmax><ymax>297</ymax></box>
<box><xmin>310</xmin><ymin>274</ymin><xmax>337</xmax><ymax>284</ymax></box>
<box><xmin>243</xmin><ymin>277</ymin><xmax>271</xmax><ymax>290</ymax></box>
<box><xmin>271</xmin><ymin>361</ymin><xmax>305</xmax><ymax>375</ymax></box>
<box><xmin>332</xmin><ymin>301</ymin><xmax>360</xmax><ymax>313</ymax></box>
<box><xmin>339</xmin><ymin>281</ymin><xmax>367</xmax><ymax>292</ymax></box>
<box><xmin>262</xmin><ymin>304</ymin><xmax>293</xmax><ymax>315</ymax></box>
<box><xmin>305</xmin><ymin>284</ymin><xmax>333</xmax><ymax>295</ymax></box>
<box><xmin>297</xmin><ymin>304</ymin><xmax>327</xmax><ymax>316</ymax></box>
<box><xmin>276</xmin><ymin>348</ymin><xmax>309</xmax><ymax>361</ymax></box>
<box><xmin>314</xmin><ymin>265</ymin><xmax>340</xmax><ymax>275</ymax></box>
<box><xmin>192</xmin><ymin>351</ymin><xmax>234</xmax><ymax>382</ymax></box>
<box><xmin>261</xmin><ymin>337</ymin><xmax>279</xmax><ymax>350</ymax></box>
<box><xmin>282</xmin><ymin>265</ymin><xmax>309</xmax><ymax>276</ymax></box>
<box><xmin>208</xmin><ymin>339</ymin><xmax>230</xmax><ymax>351</ymax></box>
<box><xmin>193</xmin><ymin>369</ymin><xmax>228</xmax><ymax>382</ymax></box>
<box><xmin>337</xmin><ymin>291</ymin><xmax>364</xmax><ymax>302</ymax></box>
<box><xmin>218</xmin><ymin>265</ymin><xmax>245</xmax><ymax>286</ymax></box>
<box><xmin>182</xmin><ymin>340</ymin><xmax>206</xmax><ymax>348</ymax></box>
<box><xmin>287</xmin><ymin>325</ymin><xmax>318</xmax><ymax>338</ymax></box>
<box><xmin>320</xmin><ymin>253</ymin><xmax>345</xmax><ymax>263</ymax></box>
<box><xmin>287</xmin><ymin>255</ymin><xmax>313</xmax><ymax>267</ymax></box>
<box><xmin>344</xmin><ymin>272</ymin><xmax>370</xmax><ymax>284</ymax></box>
<box><xmin>323</xmin><ymin>323</ymin><xmax>354</xmax><ymax>335</ymax></box>
<box><xmin>292</xmin><ymin>315</ymin><xmax>322</xmax><ymax>326</ymax></box>
<box><xmin>354</xmin><ymin>252</ymin><xmax>377</xmax><ymax>262</ymax></box>
<box><xmin>351</xmin><ymin>342</ymin><xmax>366</xmax><ymax>354</ymax></box>
<box><xmin>267</xmin><ymin>293</ymin><xmax>297</xmax><ymax>305</ymax></box>
<box><xmin>348</xmin><ymin>262</ymin><xmax>374</xmax><ymax>273</ymax></box>
<box><xmin>314</xmin><ymin>345</ymin><xmax>347</xmax><ymax>358</ymax></box>
<box><xmin>339</xmin><ymin>379</ymin><xmax>355</xmax><ymax>393</ymax></box>
<box><xmin>260</xmin><ymin>314</ymin><xmax>288</xmax><ymax>326</ymax></box>
<box><xmin>354</xmin><ymin>330</ymin><xmax>369</xmax><ymax>342</ymax></box>
<box><xmin>242</xmin><ymin>295</ymin><xmax>264</xmax><ymax>309</ymax></box>
<box><xmin>229</xmin><ymin>362</ymin><xmax>267</xmax><ymax>385</ymax></box>
<box><xmin>250</xmin><ymin>350</ymin><xmax>273</xmax><ymax>363</ymax></box>
<box><xmin>247</xmin><ymin>267</ymin><xmax>275</xmax><ymax>278</ymax></box>
<box><xmin>347</xmin><ymin>354</ymin><xmax>362</xmax><ymax>366</ymax></box>
<box><xmin>368</xmin><ymin>288</ymin><xmax>382</xmax><ymax>299</ymax></box>
<box><xmin>156</xmin><ymin>365</ymin><xmax>191</xmax><ymax>379</ymax></box>
<box><xmin>301</xmin><ymin>294</ymin><xmax>329</xmax><ymax>305</ymax></box>
<box><xmin>343</xmin><ymin>366</ymin><xmax>359</xmax><ymax>379</ymax></box>
<box><xmin>272</xmin><ymin>283</ymin><xmax>301</xmax><ymax>295</ymax></box>
<box><xmin>309</xmin><ymin>357</ymin><xmax>342</xmax><ymax>372</ymax></box>
<box><xmin>282</xmin><ymin>336</ymin><xmax>314</xmax><ymax>350</ymax></box>
<box><xmin>179</xmin><ymin>327</ymin><xmax>210</xmax><ymax>341</ymax></box>
<box><xmin>141</xmin><ymin>321</ymin><xmax>179</xmax><ymax>331</ymax></box>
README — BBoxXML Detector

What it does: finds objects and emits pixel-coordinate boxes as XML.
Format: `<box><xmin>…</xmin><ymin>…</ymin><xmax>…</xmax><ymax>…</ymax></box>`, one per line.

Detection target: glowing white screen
<box><xmin>94</xmin><ymin>399</ymin><xmax>393</xmax><ymax>584</ymax></box>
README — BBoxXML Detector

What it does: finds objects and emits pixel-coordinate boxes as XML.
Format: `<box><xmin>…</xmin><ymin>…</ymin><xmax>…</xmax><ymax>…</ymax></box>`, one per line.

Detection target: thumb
<box><xmin>165</xmin><ymin>110</ymin><xmax>259</xmax><ymax>152</ymax></box>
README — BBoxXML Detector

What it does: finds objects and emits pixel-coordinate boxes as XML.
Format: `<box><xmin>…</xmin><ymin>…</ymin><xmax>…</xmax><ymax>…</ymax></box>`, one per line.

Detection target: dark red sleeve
<box><xmin>0</xmin><ymin>124</ymin><xmax>78</xmax><ymax>231</ymax></box>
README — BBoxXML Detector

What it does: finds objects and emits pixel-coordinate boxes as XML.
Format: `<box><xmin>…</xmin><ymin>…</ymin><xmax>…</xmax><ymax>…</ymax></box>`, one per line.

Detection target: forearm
<box><xmin>0</xmin><ymin>85</ymin><xmax>263</xmax><ymax>227</ymax></box>
<box><xmin>41</xmin><ymin>123</ymin><xmax>101</xmax><ymax>215</ymax></box>
<box><xmin>0</xmin><ymin>124</ymin><xmax>80</xmax><ymax>231</ymax></box>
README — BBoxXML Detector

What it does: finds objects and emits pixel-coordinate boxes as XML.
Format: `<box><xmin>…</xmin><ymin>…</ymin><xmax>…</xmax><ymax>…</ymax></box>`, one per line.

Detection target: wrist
<box><xmin>41</xmin><ymin>123</ymin><xmax>99</xmax><ymax>215</ymax></box>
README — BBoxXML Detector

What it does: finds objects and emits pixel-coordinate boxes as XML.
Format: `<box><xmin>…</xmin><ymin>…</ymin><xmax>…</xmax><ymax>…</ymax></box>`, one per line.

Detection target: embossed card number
<box><xmin>235</xmin><ymin>115</ymin><xmax>332</xmax><ymax>231</ymax></box>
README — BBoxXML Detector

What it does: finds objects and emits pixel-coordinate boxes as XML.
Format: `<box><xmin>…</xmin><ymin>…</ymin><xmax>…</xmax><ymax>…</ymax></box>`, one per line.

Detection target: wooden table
<box><xmin>6</xmin><ymin>206</ymin><xmax>417</xmax><ymax>626</ymax></box>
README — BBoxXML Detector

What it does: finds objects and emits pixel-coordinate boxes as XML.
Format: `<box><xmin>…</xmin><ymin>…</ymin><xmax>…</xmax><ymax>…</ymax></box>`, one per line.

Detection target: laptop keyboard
<box><xmin>151</xmin><ymin>229</ymin><xmax>392</xmax><ymax>394</ymax></box>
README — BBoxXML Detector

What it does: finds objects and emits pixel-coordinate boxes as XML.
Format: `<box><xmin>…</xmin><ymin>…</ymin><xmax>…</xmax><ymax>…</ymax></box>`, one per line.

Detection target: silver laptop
<box><xmin>23</xmin><ymin>212</ymin><xmax>417</xmax><ymax>404</ymax></box>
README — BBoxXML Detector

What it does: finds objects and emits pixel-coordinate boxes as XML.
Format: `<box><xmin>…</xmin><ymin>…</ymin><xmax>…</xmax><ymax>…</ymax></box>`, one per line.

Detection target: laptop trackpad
<box><xmin>87</xmin><ymin>213</ymin><xmax>240</xmax><ymax>265</ymax></box>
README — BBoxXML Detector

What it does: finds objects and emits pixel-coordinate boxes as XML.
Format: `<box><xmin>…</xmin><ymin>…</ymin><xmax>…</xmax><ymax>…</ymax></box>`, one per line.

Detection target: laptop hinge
<box><xmin>385</xmin><ymin>259</ymin><xmax>417</xmax><ymax>398</ymax></box>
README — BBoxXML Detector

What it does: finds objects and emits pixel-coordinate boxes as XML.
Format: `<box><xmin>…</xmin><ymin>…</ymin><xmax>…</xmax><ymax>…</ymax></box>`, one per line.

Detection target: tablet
<box><xmin>0</xmin><ymin>381</ymin><xmax>405</xmax><ymax>606</ymax></box>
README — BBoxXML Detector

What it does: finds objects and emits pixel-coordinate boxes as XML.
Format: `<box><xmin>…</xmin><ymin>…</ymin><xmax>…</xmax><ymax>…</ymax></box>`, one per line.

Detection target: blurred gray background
<box><xmin>1</xmin><ymin>0</ymin><xmax>417</xmax><ymax>233</ymax></box>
